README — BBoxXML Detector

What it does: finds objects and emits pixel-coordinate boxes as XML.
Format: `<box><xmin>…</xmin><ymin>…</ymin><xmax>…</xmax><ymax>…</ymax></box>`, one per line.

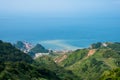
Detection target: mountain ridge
<box><xmin>0</xmin><ymin>40</ymin><xmax>120</xmax><ymax>80</ymax></box>
<box><xmin>56</xmin><ymin>42</ymin><xmax>120</xmax><ymax>80</ymax></box>
<box><xmin>14</xmin><ymin>41</ymin><xmax>49</xmax><ymax>58</ymax></box>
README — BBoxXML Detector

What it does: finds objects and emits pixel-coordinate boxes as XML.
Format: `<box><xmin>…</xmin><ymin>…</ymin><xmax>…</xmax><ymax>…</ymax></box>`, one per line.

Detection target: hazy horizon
<box><xmin>0</xmin><ymin>0</ymin><xmax>120</xmax><ymax>50</ymax></box>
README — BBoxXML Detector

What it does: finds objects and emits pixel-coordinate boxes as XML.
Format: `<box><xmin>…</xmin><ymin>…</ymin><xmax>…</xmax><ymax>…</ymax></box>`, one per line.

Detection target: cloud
<box><xmin>40</xmin><ymin>40</ymin><xmax>81</xmax><ymax>50</ymax></box>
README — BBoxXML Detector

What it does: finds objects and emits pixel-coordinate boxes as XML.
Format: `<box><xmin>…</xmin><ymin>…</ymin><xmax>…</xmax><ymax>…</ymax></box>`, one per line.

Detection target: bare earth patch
<box><xmin>87</xmin><ymin>49</ymin><xmax>96</xmax><ymax>57</ymax></box>
<box><xmin>54</xmin><ymin>54</ymin><xmax>67</xmax><ymax>63</ymax></box>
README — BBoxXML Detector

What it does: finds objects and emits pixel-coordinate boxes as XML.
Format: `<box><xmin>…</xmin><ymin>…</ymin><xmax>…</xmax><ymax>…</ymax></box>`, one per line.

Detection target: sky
<box><xmin>0</xmin><ymin>0</ymin><xmax>120</xmax><ymax>30</ymax></box>
<box><xmin>0</xmin><ymin>0</ymin><xmax>120</xmax><ymax>50</ymax></box>
<box><xmin>0</xmin><ymin>0</ymin><xmax>120</xmax><ymax>18</ymax></box>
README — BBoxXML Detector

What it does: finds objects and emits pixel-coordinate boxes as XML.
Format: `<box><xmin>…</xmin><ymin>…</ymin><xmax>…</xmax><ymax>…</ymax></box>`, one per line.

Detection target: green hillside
<box><xmin>35</xmin><ymin>56</ymin><xmax>80</xmax><ymax>80</ymax></box>
<box><xmin>0</xmin><ymin>40</ymin><xmax>60</xmax><ymax>80</ymax></box>
<box><xmin>0</xmin><ymin>40</ymin><xmax>120</xmax><ymax>80</ymax></box>
<box><xmin>0</xmin><ymin>62</ymin><xmax>60</xmax><ymax>80</ymax></box>
<box><xmin>29</xmin><ymin>44</ymin><xmax>49</xmax><ymax>57</ymax></box>
<box><xmin>99</xmin><ymin>68</ymin><xmax>120</xmax><ymax>80</ymax></box>
<box><xmin>58</xmin><ymin>42</ymin><xmax>120</xmax><ymax>80</ymax></box>
<box><xmin>0</xmin><ymin>40</ymin><xmax>33</xmax><ymax>63</ymax></box>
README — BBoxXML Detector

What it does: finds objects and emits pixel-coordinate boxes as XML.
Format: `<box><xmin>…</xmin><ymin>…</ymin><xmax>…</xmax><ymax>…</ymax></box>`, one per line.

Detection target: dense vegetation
<box><xmin>99</xmin><ymin>68</ymin><xmax>120</xmax><ymax>80</ymax></box>
<box><xmin>59</xmin><ymin>49</ymin><xmax>89</xmax><ymax>67</ymax></box>
<box><xmin>0</xmin><ymin>62</ymin><xmax>60</xmax><ymax>80</ymax></box>
<box><xmin>14</xmin><ymin>41</ymin><xmax>26</xmax><ymax>51</ymax></box>
<box><xmin>0</xmin><ymin>40</ymin><xmax>60</xmax><ymax>80</ymax></box>
<box><xmin>0</xmin><ymin>40</ymin><xmax>33</xmax><ymax>63</ymax></box>
<box><xmin>58</xmin><ymin>42</ymin><xmax>120</xmax><ymax>80</ymax></box>
<box><xmin>0</xmin><ymin>40</ymin><xmax>120</xmax><ymax>80</ymax></box>
<box><xmin>91</xmin><ymin>42</ymin><xmax>103</xmax><ymax>49</ymax></box>
<box><xmin>35</xmin><ymin>56</ymin><xmax>80</xmax><ymax>80</ymax></box>
<box><xmin>107</xmin><ymin>42</ymin><xmax>120</xmax><ymax>52</ymax></box>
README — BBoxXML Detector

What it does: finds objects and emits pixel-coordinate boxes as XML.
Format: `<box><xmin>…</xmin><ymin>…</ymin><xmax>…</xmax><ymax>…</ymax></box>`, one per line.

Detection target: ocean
<box><xmin>0</xmin><ymin>17</ymin><xmax>120</xmax><ymax>50</ymax></box>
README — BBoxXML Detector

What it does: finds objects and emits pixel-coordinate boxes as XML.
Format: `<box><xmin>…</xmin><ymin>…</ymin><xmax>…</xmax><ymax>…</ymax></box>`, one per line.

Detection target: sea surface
<box><xmin>0</xmin><ymin>17</ymin><xmax>120</xmax><ymax>50</ymax></box>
